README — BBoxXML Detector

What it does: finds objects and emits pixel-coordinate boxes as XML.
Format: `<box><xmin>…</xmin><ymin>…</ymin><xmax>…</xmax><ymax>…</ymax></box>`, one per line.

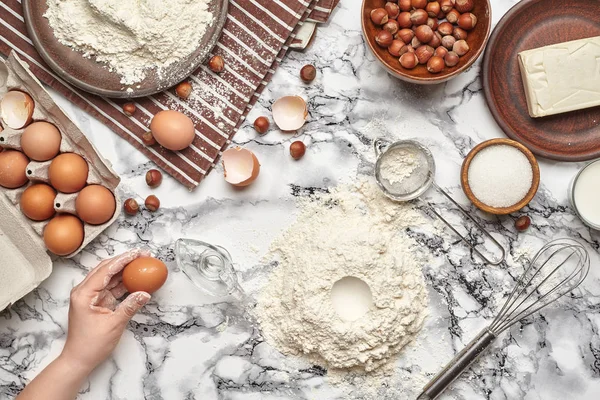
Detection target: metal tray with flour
<box><xmin>22</xmin><ymin>0</ymin><xmax>229</xmax><ymax>98</ymax></box>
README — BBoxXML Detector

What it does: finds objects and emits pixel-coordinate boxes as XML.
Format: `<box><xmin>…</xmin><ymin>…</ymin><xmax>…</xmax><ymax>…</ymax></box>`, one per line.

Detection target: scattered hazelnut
<box><xmin>445</xmin><ymin>51</ymin><xmax>460</xmax><ymax>67</ymax></box>
<box><xmin>410</xmin><ymin>9</ymin><xmax>428</xmax><ymax>25</ymax></box>
<box><xmin>411</xmin><ymin>36</ymin><xmax>422</xmax><ymax>48</ymax></box>
<box><xmin>142</xmin><ymin>131</ymin><xmax>156</xmax><ymax>146</ymax></box>
<box><xmin>300</xmin><ymin>64</ymin><xmax>317</xmax><ymax>82</ymax></box>
<box><xmin>426</xmin><ymin>1</ymin><xmax>440</xmax><ymax>17</ymax></box>
<box><xmin>429</xmin><ymin>31</ymin><xmax>442</xmax><ymax>48</ymax></box>
<box><xmin>515</xmin><ymin>215</ymin><xmax>531</xmax><ymax>232</ymax></box>
<box><xmin>388</xmin><ymin>40</ymin><xmax>406</xmax><ymax>57</ymax></box>
<box><xmin>375</xmin><ymin>30</ymin><xmax>394</xmax><ymax>47</ymax></box>
<box><xmin>254</xmin><ymin>116</ymin><xmax>270</xmax><ymax>134</ymax></box>
<box><xmin>122</xmin><ymin>103</ymin><xmax>136</xmax><ymax>116</ymax></box>
<box><xmin>426</xmin><ymin>17</ymin><xmax>439</xmax><ymax>31</ymax></box>
<box><xmin>370</xmin><ymin>8</ymin><xmax>389</xmax><ymax>25</ymax></box>
<box><xmin>411</xmin><ymin>0</ymin><xmax>427</xmax><ymax>9</ymax></box>
<box><xmin>415</xmin><ymin>25</ymin><xmax>434</xmax><ymax>43</ymax></box>
<box><xmin>399</xmin><ymin>52</ymin><xmax>418</xmax><ymax>69</ymax></box>
<box><xmin>124</xmin><ymin>198</ymin><xmax>139</xmax><ymax>216</ymax></box>
<box><xmin>427</xmin><ymin>56</ymin><xmax>445</xmax><ymax>73</ymax></box>
<box><xmin>455</xmin><ymin>0</ymin><xmax>474</xmax><ymax>13</ymax></box>
<box><xmin>434</xmin><ymin>46</ymin><xmax>448</xmax><ymax>58</ymax></box>
<box><xmin>453</xmin><ymin>27</ymin><xmax>468</xmax><ymax>41</ymax></box>
<box><xmin>446</xmin><ymin>9</ymin><xmax>461</xmax><ymax>24</ymax></box>
<box><xmin>399</xmin><ymin>0</ymin><xmax>412</xmax><ymax>12</ymax></box>
<box><xmin>290</xmin><ymin>141</ymin><xmax>306</xmax><ymax>160</ymax></box>
<box><xmin>453</xmin><ymin>39</ymin><xmax>470</xmax><ymax>56</ymax></box>
<box><xmin>383</xmin><ymin>19</ymin><xmax>400</xmax><ymax>35</ymax></box>
<box><xmin>437</xmin><ymin>9</ymin><xmax>446</xmax><ymax>20</ymax></box>
<box><xmin>145</xmin><ymin>195</ymin><xmax>160</xmax><ymax>212</ymax></box>
<box><xmin>458</xmin><ymin>13</ymin><xmax>478</xmax><ymax>30</ymax></box>
<box><xmin>396</xmin><ymin>28</ymin><xmax>415</xmax><ymax>44</ymax></box>
<box><xmin>208</xmin><ymin>55</ymin><xmax>225</xmax><ymax>73</ymax></box>
<box><xmin>441</xmin><ymin>35</ymin><xmax>456</xmax><ymax>50</ymax></box>
<box><xmin>385</xmin><ymin>2</ymin><xmax>400</xmax><ymax>19</ymax></box>
<box><xmin>175</xmin><ymin>82</ymin><xmax>192</xmax><ymax>99</ymax></box>
<box><xmin>399</xmin><ymin>45</ymin><xmax>415</xmax><ymax>56</ymax></box>
<box><xmin>397</xmin><ymin>12</ymin><xmax>413</xmax><ymax>28</ymax></box>
<box><xmin>438</xmin><ymin>21</ymin><xmax>454</xmax><ymax>36</ymax></box>
<box><xmin>415</xmin><ymin>45</ymin><xmax>434</xmax><ymax>64</ymax></box>
<box><xmin>145</xmin><ymin>169</ymin><xmax>163</xmax><ymax>188</ymax></box>
<box><xmin>440</xmin><ymin>0</ymin><xmax>454</xmax><ymax>13</ymax></box>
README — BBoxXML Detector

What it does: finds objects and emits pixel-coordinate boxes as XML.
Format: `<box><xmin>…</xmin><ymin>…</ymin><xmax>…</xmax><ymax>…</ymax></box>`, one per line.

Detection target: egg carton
<box><xmin>0</xmin><ymin>52</ymin><xmax>121</xmax><ymax>311</ymax></box>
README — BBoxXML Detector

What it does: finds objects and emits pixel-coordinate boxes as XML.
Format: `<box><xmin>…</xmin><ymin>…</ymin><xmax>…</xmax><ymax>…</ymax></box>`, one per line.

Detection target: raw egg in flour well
<box><xmin>43</xmin><ymin>214</ymin><xmax>85</xmax><ymax>256</ymax></box>
<box><xmin>122</xmin><ymin>257</ymin><xmax>168</xmax><ymax>294</ymax></box>
<box><xmin>0</xmin><ymin>150</ymin><xmax>29</xmax><ymax>189</ymax></box>
<box><xmin>48</xmin><ymin>153</ymin><xmax>89</xmax><ymax>193</ymax></box>
<box><xmin>21</xmin><ymin>122</ymin><xmax>62</xmax><ymax>161</ymax></box>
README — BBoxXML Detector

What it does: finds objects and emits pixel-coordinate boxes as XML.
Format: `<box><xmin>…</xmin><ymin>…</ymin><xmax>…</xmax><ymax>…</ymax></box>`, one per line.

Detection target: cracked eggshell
<box><xmin>272</xmin><ymin>96</ymin><xmax>308</xmax><ymax>131</ymax></box>
<box><xmin>222</xmin><ymin>147</ymin><xmax>260</xmax><ymax>187</ymax></box>
<box><xmin>1</xmin><ymin>90</ymin><xmax>34</xmax><ymax>129</ymax></box>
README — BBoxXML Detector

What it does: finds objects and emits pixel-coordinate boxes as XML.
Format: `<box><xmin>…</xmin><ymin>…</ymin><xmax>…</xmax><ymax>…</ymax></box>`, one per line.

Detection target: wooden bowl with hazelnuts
<box><xmin>361</xmin><ymin>0</ymin><xmax>491</xmax><ymax>84</ymax></box>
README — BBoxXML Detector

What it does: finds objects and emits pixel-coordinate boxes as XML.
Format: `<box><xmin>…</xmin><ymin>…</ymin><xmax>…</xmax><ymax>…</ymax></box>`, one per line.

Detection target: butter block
<box><xmin>517</xmin><ymin>36</ymin><xmax>600</xmax><ymax>118</ymax></box>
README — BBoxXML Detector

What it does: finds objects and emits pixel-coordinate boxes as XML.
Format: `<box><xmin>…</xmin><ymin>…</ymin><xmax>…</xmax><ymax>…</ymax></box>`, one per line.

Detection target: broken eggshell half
<box><xmin>272</xmin><ymin>96</ymin><xmax>308</xmax><ymax>131</ymax></box>
<box><xmin>222</xmin><ymin>147</ymin><xmax>260</xmax><ymax>187</ymax></box>
<box><xmin>1</xmin><ymin>90</ymin><xmax>34</xmax><ymax>129</ymax></box>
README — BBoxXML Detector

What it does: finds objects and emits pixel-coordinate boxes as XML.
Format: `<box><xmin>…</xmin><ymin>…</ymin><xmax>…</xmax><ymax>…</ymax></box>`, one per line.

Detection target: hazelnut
<box><xmin>141</xmin><ymin>131</ymin><xmax>156</xmax><ymax>146</ymax></box>
<box><xmin>388</xmin><ymin>40</ymin><xmax>406</xmax><ymax>57</ymax></box>
<box><xmin>122</xmin><ymin>103</ymin><xmax>136</xmax><ymax>116</ymax></box>
<box><xmin>254</xmin><ymin>116</ymin><xmax>270</xmax><ymax>134</ymax></box>
<box><xmin>515</xmin><ymin>215</ymin><xmax>531</xmax><ymax>232</ymax></box>
<box><xmin>399</xmin><ymin>44</ymin><xmax>415</xmax><ymax>56</ymax></box>
<box><xmin>426</xmin><ymin>17</ymin><xmax>439</xmax><ymax>30</ymax></box>
<box><xmin>396</xmin><ymin>28</ymin><xmax>415</xmax><ymax>44</ymax></box>
<box><xmin>411</xmin><ymin>36</ymin><xmax>422</xmax><ymax>48</ymax></box>
<box><xmin>397</xmin><ymin>12</ymin><xmax>413</xmax><ymax>28</ymax></box>
<box><xmin>426</xmin><ymin>1</ymin><xmax>440</xmax><ymax>17</ymax></box>
<box><xmin>440</xmin><ymin>0</ymin><xmax>454</xmax><ymax>13</ymax></box>
<box><xmin>410</xmin><ymin>9</ymin><xmax>428</xmax><ymax>25</ymax></box>
<box><xmin>399</xmin><ymin>0</ymin><xmax>412</xmax><ymax>12</ymax></box>
<box><xmin>399</xmin><ymin>52</ymin><xmax>418</xmax><ymax>69</ymax></box>
<box><xmin>145</xmin><ymin>169</ymin><xmax>163</xmax><ymax>188</ymax></box>
<box><xmin>145</xmin><ymin>195</ymin><xmax>160</xmax><ymax>212</ymax></box>
<box><xmin>453</xmin><ymin>27</ymin><xmax>468</xmax><ymax>41</ymax></box>
<box><xmin>445</xmin><ymin>51</ymin><xmax>460</xmax><ymax>67</ymax></box>
<box><xmin>455</xmin><ymin>0</ymin><xmax>474</xmax><ymax>13</ymax></box>
<box><xmin>411</xmin><ymin>0</ymin><xmax>427</xmax><ymax>9</ymax></box>
<box><xmin>429</xmin><ymin>31</ymin><xmax>442</xmax><ymax>47</ymax></box>
<box><xmin>175</xmin><ymin>81</ymin><xmax>192</xmax><ymax>99</ymax></box>
<box><xmin>370</xmin><ymin>8</ymin><xmax>389</xmax><ymax>25</ymax></box>
<box><xmin>441</xmin><ymin>35</ymin><xmax>456</xmax><ymax>50</ymax></box>
<box><xmin>383</xmin><ymin>19</ymin><xmax>400</xmax><ymax>35</ymax></box>
<box><xmin>427</xmin><ymin>56</ymin><xmax>445</xmax><ymax>73</ymax></box>
<box><xmin>375</xmin><ymin>30</ymin><xmax>394</xmax><ymax>48</ymax></box>
<box><xmin>446</xmin><ymin>9</ymin><xmax>461</xmax><ymax>24</ymax></box>
<box><xmin>300</xmin><ymin>64</ymin><xmax>317</xmax><ymax>82</ymax></box>
<box><xmin>438</xmin><ymin>21</ymin><xmax>454</xmax><ymax>36</ymax></box>
<box><xmin>385</xmin><ymin>2</ymin><xmax>400</xmax><ymax>19</ymax></box>
<box><xmin>124</xmin><ymin>198</ymin><xmax>139</xmax><ymax>216</ymax></box>
<box><xmin>415</xmin><ymin>45</ymin><xmax>434</xmax><ymax>64</ymax></box>
<box><xmin>437</xmin><ymin>10</ymin><xmax>446</xmax><ymax>19</ymax></box>
<box><xmin>452</xmin><ymin>39</ymin><xmax>470</xmax><ymax>56</ymax></box>
<box><xmin>208</xmin><ymin>55</ymin><xmax>225</xmax><ymax>73</ymax></box>
<box><xmin>290</xmin><ymin>141</ymin><xmax>306</xmax><ymax>160</ymax></box>
<box><xmin>434</xmin><ymin>46</ymin><xmax>448</xmax><ymax>58</ymax></box>
<box><xmin>415</xmin><ymin>25</ymin><xmax>434</xmax><ymax>43</ymax></box>
<box><xmin>458</xmin><ymin>13</ymin><xmax>477</xmax><ymax>30</ymax></box>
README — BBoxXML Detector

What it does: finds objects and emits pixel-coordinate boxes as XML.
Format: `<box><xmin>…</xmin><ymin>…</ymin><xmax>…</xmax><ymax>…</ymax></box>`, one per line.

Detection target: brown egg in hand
<box><xmin>21</xmin><ymin>122</ymin><xmax>62</xmax><ymax>161</ymax></box>
<box><xmin>122</xmin><ymin>257</ymin><xmax>168</xmax><ymax>294</ymax></box>
<box><xmin>43</xmin><ymin>214</ymin><xmax>85</xmax><ymax>256</ymax></box>
<box><xmin>20</xmin><ymin>183</ymin><xmax>56</xmax><ymax>221</ymax></box>
<box><xmin>48</xmin><ymin>153</ymin><xmax>89</xmax><ymax>193</ymax></box>
<box><xmin>0</xmin><ymin>150</ymin><xmax>29</xmax><ymax>189</ymax></box>
<box><xmin>75</xmin><ymin>185</ymin><xmax>116</xmax><ymax>225</ymax></box>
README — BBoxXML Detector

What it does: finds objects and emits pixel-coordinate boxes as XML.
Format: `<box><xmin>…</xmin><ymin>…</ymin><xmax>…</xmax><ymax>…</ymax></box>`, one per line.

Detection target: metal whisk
<box><xmin>417</xmin><ymin>239</ymin><xmax>590</xmax><ymax>400</ymax></box>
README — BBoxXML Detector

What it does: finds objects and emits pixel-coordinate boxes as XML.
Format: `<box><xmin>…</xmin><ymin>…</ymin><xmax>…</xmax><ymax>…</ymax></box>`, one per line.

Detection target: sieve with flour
<box><xmin>374</xmin><ymin>138</ymin><xmax>505</xmax><ymax>265</ymax></box>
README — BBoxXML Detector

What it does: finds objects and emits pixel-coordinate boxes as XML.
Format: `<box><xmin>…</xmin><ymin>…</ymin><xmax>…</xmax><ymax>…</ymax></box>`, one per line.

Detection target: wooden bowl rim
<box><xmin>360</xmin><ymin>0</ymin><xmax>492</xmax><ymax>84</ymax></box>
<box><xmin>460</xmin><ymin>138</ymin><xmax>541</xmax><ymax>215</ymax></box>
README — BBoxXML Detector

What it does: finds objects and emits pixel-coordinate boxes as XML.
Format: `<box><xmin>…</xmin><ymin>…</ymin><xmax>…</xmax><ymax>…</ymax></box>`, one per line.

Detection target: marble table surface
<box><xmin>2</xmin><ymin>0</ymin><xmax>600</xmax><ymax>399</ymax></box>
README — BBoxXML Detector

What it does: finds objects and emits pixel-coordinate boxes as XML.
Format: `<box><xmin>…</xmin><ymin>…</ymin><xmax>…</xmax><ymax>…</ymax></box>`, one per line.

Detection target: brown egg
<box><xmin>21</xmin><ymin>122</ymin><xmax>62</xmax><ymax>161</ymax></box>
<box><xmin>150</xmin><ymin>110</ymin><xmax>195</xmax><ymax>151</ymax></box>
<box><xmin>20</xmin><ymin>183</ymin><xmax>56</xmax><ymax>221</ymax></box>
<box><xmin>75</xmin><ymin>185</ymin><xmax>116</xmax><ymax>225</ymax></box>
<box><xmin>122</xmin><ymin>257</ymin><xmax>168</xmax><ymax>294</ymax></box>
<box><xmin>48</xmin><ymin>153</ymin><xmax>88</xmax><ymax>193</ymax></box>
<box><xmin>0</xmin><ymin>150</ymin><xmax>29</xmax><ymax>189</ymax></box>
<box><xmin>43</xmin><ymin>214</ymin><xmax>84</xmax><ymax>256</ymax></box>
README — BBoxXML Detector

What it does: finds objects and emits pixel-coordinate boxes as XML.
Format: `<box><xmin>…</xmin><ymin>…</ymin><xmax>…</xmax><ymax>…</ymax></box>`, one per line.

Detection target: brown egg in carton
<box><xmin>0</xmin><ymin>53</ymin><xmax>121</xmax><ymax>310</ymax></box>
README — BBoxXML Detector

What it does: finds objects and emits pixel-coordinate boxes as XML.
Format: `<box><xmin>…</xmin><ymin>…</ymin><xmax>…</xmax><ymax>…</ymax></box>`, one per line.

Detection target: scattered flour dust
<box><xmin>256</xmin><ymin>177</ymin><xmax>430</xmax><ymax>395</ymax></box>
<box><xmin>44</xmin><ymin>0</ymin><xmax>214</xmax><ymax>85</ymax></box>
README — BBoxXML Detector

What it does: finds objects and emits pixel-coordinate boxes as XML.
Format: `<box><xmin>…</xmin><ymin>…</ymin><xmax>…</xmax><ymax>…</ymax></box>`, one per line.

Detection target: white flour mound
<box><xmin>44</xmin><ymin>0</ymin><xmax>214</xmax><ymax>85</ymax></box>
<box><xmin>256</xmin><ymin>178</ymin><xmax>430</xmax><ymax>372</ymax></box>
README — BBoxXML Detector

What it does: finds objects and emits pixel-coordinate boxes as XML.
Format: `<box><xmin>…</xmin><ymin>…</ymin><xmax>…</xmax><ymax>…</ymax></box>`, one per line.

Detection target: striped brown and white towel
<box><xmin>0</xmin><ymin>0</ymin><xmax>338</xmax><ymax>190</ymax></box>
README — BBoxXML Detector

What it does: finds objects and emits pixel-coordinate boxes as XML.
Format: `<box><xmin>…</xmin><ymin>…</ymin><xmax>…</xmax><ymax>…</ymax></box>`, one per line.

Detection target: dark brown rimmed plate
<box><xmin>482</xmin><ymin>0</ymin><xmax>600</xmax><ymax>161</ymax></box>
<box><xmin>22</xmin><ymin>0</ymin><xmax>228</xmax><ymax>98</ymax></box>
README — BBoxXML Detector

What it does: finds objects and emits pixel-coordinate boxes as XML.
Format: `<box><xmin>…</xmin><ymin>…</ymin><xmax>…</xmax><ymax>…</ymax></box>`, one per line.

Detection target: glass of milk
<box><xmin>570</xmin><ymin>159</ymin><xmax>600</xmax><ymax>230</ymax></box>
